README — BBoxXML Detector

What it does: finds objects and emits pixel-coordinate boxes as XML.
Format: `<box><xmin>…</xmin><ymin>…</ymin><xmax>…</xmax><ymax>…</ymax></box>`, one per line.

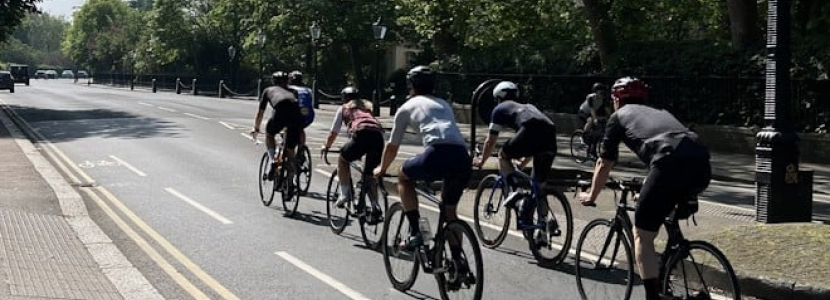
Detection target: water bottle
<box><xmin>418</xmin><ymin>217</ymin><xmax>433</xmax><ymax>243</ymax></box>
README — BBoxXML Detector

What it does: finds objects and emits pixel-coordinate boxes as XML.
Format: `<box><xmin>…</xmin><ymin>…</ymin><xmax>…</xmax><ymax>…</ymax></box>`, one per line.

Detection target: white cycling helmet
<box><xmin>493</xmin><ymin>81</ymin><xmax>519</xmax><ymax>100</ymax></box>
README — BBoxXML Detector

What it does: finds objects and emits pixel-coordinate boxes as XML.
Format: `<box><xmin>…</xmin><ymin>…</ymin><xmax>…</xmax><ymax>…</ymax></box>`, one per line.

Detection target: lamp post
<box><xmin>371</xmin><ymin>17</ymin><xmax>387</xmax><ymax>116</ymax></box>
<box><xmin>228</xmin><ymin>45</ymin><xmax>236</xmax><ymax>91</ymax></box>
<box><xmin>257</xmin><ymin>29</ymin><xmax>267</xmax><ymax>98</ymax></box>
<box><xmin>310</xmin><ymin>21</ymin><xmax>321</xmax><ymax>108</ymax></box>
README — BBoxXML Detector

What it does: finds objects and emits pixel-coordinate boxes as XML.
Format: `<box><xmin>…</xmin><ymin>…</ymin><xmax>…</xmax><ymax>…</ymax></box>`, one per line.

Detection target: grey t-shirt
<box><xmin>388</xmin><ymin>95</ymin><xmax>466</xmax><ymax>147</ymax></box>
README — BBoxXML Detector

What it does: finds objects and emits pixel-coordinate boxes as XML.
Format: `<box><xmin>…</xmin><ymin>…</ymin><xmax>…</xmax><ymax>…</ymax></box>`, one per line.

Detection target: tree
<box><xmin>0</xmin><ymin>0</ymin><xmax>41</xmax><ymax>43</ymax></box>
<box><xmin>0</xmin><ymin>12</ymin><xmax>70</xmax><ymax>67</ymax></box>
<box><xmin>581</xmin><ymin>0</ymin><xmax>617</xmax><ymax>71</ymax></box>
<box><xmin>727</xmin><ymin>0</ymin><xmax>761</xmax><ymax>50</ymax></box>
<box><xmin>62</xmin><ymin>0</ymin><xmax>141</xmax><ymax>72</ymax></box>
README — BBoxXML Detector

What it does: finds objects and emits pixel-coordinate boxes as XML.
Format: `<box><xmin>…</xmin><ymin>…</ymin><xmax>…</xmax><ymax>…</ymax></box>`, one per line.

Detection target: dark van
<box><xmin>10</xmin><ymin>65</ymin><xmax>30</xmax><ymax>86</ymax></box>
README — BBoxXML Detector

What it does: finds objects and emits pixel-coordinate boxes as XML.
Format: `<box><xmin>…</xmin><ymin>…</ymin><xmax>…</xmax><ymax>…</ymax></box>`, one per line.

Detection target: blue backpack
<box><xmin>292</xmin><ymin>86</ymin><xmax>315</xmax><ymax>126</ymax></box>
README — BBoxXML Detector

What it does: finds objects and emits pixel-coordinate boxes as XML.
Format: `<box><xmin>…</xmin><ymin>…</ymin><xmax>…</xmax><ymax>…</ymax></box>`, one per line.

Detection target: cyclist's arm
<box><xmin>253</xmin><ymin>93</ymin><xmax>269</xmax><ymax>132</ymax></box>
<box><xmin>479</xmin><ymin>133</ymin><xmax>498</xmax><ymax>165</ymax></box>
<box><xmin>376</xmin><ymin>107</ymin><xmax>410</xmax><ymax>175</ymax></box>
<box><xmin>480</xmin><ymin>105</ymin><xmax>508</xmax><ymax>165</ymax></box>
<box><xmin>587</xmin><ymin>113</ymin><xmax>624</xmax><ymax>203</ymax></box>
<box><xmin>588</xmin><ymin>94</ymin><xmax>598</xmax><ymax>121</ymax></box>
<box><xmin>324</xmin><ymin>107</ymin><xmax>344</xmax><ymax>149</ymax></box>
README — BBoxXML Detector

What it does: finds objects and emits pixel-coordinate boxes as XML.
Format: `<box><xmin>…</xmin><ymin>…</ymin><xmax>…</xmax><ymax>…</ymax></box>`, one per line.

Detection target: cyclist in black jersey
<box><xmin>576</xmin><ymin>77</ymin><xmax>711</xmax><ymax>300</ymax></box>
<box><xmin>252</xmin><ymin>71</ymin><xmax>303</xmax><ymax>184</ymax></box>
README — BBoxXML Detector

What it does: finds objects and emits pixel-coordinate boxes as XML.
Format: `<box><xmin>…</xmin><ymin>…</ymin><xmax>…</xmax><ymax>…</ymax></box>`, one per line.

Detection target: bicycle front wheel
<box><xmin>281</xmin><ymin>162</ymin><xmax>300</xmax><ymax>217</ymax></box>
<box><xmin>662</xmin><ymin>241</ymin><xmax>741</xmax><ymax>300</ymax></box>
<box><xmin>381</xmin><ymin>202</ymin><xmax>419</xmax><ymax>291</ymax></box>
<box><xmin>473</xmin><ymin>174</ymin><xmax>511</xmax><ymax>249</ymax></box>
<box><xmin>575</xmin><ymin>219</ymin><xmax>635</xmax><ymax>300</ymax></box>
<box><xmin>297</xmin><ymin>145</ymin><xmax>312</xmax><ymax>195</ymax></box>
<box><xmin>571</xmin><ymin>130</ymin><xmax>589</xmax><ymax>163</ymax></box>
<box><xmin>359</xmin><ymin>180</ymin><xmax>388</xmax><ymax>250</ymax></box>
<box><xmin>434</xmin><ymin>220</ymin><xmax>484</xmax><ymax>300</ymax></box>
<box><xmin>258</xmin><ymin>152</ymin><xmax>275</xmax><ymax>206</ymax></box>
<box><xmin>528</xmin><ymin>190</ymin><xmax>573</xmax><ymax>267</ymax></box>
<box><xmin>326</xmin><ymin>170</ymin><xmax>349</xmax><ymax>234</ymax></box>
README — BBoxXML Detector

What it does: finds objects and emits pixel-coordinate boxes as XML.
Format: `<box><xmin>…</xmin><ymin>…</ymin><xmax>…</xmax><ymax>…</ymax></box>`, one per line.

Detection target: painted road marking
<box><xmin>275</xmin><ymin>251</ymin><xmax>372</xmax><ymax>300</ymax></box>
<box><xmin>109</xmin><ymin>155</ymin><xmax>147</xmax><ymax>177</ymax></box>
<box><xmin>158</xmin><ymin>106</ymin><xmax>177</xmax><ymax>112</ymax></box>
<box><xmin>219</xmin><ymin>121</ymin><xmax>236</xmax><ymax>130</ymax></box>
<box><xmin>164</xmin><ymin>188</ymin><xmax>233</xmax><ymax>225</ymax></box>
<box><xmin>184</xmin><ymin>113</ymin><xmax>210</xmax><ymax>120</ymax></box>
<box><xmin>138</xmin><ymin>102</ymin><xmax>153</xmax><ymax>106</ymax></box>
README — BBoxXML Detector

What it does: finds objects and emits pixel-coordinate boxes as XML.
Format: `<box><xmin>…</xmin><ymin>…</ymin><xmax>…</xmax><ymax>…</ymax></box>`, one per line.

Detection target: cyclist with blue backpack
<box><xmin>288</xmin><ymin>70</ymin><xmax>315</xmax><ymax>146</ymax></box>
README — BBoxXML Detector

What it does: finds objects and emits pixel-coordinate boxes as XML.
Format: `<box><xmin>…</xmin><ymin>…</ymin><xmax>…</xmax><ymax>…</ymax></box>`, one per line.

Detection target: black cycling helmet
<box><xmin>271</xmin><ymin>71</ymin><xmax>289</xmax><ymax>85</ymax></box>
<box><xmin>611</xmin><ymin>77</ymin><xmax>648</xmax><ymax>104</ymax></box>
<box><xmin>592</xmin><ymin>82</ymin><xmax>607</xmax><ymax>93</ymax></box>
<box><xmin>289</xmin><ymin>70</ymin><xmax>303</xmax><ymax>84</ymax></box>
<box><xmin>407</xmin><ymin>65</ymin><xmax>436</xmax><ymax>93</ymax></box>
<box><xmin>341</xmin><ymin>86</ymin><xmax>359</xmax><ymax>101</ymax></box>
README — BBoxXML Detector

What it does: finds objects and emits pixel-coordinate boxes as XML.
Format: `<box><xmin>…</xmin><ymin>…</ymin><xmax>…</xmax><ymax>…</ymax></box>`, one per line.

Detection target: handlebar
<box><xmin>576</xmin><ymin>177</ymin><xmax>643</xmax><ymax>192</ymax></box>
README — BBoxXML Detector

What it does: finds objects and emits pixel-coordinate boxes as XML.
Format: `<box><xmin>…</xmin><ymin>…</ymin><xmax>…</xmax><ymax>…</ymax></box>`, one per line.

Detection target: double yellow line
<box><xmin>1</xmin><ymin>101</ymin><xmax>241</xmax><ymax>300</ymax></box>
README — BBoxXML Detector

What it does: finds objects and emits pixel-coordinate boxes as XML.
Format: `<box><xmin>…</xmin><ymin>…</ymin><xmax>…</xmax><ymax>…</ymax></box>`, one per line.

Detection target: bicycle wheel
<box><xmin>258</xmin><ymin>153</ymin><xmax>276</xmax><ymax>206</ymax></box>
<box><xmin>382</xmin><ymin>202</ymin><xmax>419</xmax><ymax>291</ymax></box>
<box><xmin>571</xmin><ymin>130</ymin><xmax>589</xmax><ymax>163</ymax></box>
<box><xmin>527</xmin><ymin>190</ymin><xmax>573</xmax><ymax>266</ymax></box>
<box><xmin>575</xmin><ymin>219</ymin><xmax>635</xmax><ymax>300</ymax></box>
<box><xmin>281</xmin><ymin>161</ymin><xmax>300</xmax><ymax>217</ymax></box>
<box><xmin>359</xmin><ymin>179</ymin><xmax>388</xmax><ymax>250</ymax></box>
<box><xmin>662</xmin><ymin>241</ymin><xmax>741</xmax><ymax>300</ymax></box>
<box><xmin>472</xmin><ymin>174</ymin><xmax>511</xmax><ymax>249</ymax></box>
<box><xmin>297</xmin><ymin>145</ymin><xmax>312</xmax><ymax>195</ymax></box>
<box><xmin>326</xmin><ymin>170</ymin><xmax>349</xmax><ymax>234</ymax></box>
<box><xmin>434</xmin><ymin>220</ymin><xmax>484</xmax><ymax>300</ymax></box>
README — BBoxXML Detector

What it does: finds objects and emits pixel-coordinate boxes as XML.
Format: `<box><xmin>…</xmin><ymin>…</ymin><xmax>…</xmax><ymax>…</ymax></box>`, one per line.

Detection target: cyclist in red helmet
<box><xmin>576</xmin><ymin>77</ymin><xmax>711</xmax><ymax>300</ymax></box>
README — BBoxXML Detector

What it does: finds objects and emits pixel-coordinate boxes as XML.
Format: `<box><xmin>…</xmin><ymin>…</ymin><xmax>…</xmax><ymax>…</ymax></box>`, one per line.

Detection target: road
<box><xmin>2</xmin><ymin>80</ymin><xmax>600</xmax><ymax>300</ymax></box>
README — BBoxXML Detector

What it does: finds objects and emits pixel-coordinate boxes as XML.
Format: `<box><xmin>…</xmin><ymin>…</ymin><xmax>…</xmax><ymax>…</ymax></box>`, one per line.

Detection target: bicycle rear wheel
<box><xmin>281</xmin><ymin>161</ymin><xmax>300</xmax><ymax>217</ymax></box>
<box><xmin>326</xmin><ymin>170</ymin><xmax>349</xmax><ymax>234</ymax></box>
<box><xmin>297</xmin><ymin>145</ymin><xmax>312</xmax><ymax>195</ymax></box>
<box><xmin>381</xmin><ymin>202</ymin><xmax>419</xmax><ymax>291</ymax></box>
<box><xmin>662</xmin><ymin>241</ymin><xmax>741</xmax><ymax>300</ymax></box>
<box><xmin>527</xmin><ymin>190</ymin><xmax>573</xmax><ymax>266</ymax></box>
<box><xmin>571</xmin><ymin>130</ymin><xmax>589</xmax><ymax>163</ymax></box>
<box><xmin>359</xmin><ymin>180</ymin><xmax>388</xmax><ymax>250</ymax></box>
<box><xmin>575</xmin><ymin>219</ymin><xmax>635</xmax><ymax>300</ymax></box>
<box><xmin>434</xmin><ymin>220</ymin><xmax>484</xmax><ymax>300</ymax></box>
<box><xmin>472</xmin><ymin>174</ymin><xmax>511</xmax><ymax>249</ymax></box>
<box><xmin>258</xmin><ymin>153</ymin><xmax>276</xmax><ymax>206</ymax></box>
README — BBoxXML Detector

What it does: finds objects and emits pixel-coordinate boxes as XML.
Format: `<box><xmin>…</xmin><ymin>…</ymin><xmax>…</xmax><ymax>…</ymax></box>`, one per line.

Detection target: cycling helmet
<box><xmin>611</xmin><ymin>77</ymin><xmax>648</xmax><ymax>102</ymax></box>
<box><xmin>592</xmin><ymin>82</ymin><xmax>607</xmax><ymax>92</ymax></box>
<box><xmin>289</xmin><ymin>70</ymin><xmax>303</xmax><ymax>83</ymax></box>
<box><xmin>493</xmin><ymin>81</ymin><xmax>519</xmax><ymax>100</ymax></box>
<box><xmin>341</xmin><ymin>86</ymin><xmax>359</xmax><ymax>101</ymax></box>
<box><xmin>407</xmin><ymin>65</ymin><xmax>436</xmax><ymax>92</ymax></box>
<box><xmin>272</xmin><ymin>71</ymin><xmax>289</xmax><ymax>81</ymax></box>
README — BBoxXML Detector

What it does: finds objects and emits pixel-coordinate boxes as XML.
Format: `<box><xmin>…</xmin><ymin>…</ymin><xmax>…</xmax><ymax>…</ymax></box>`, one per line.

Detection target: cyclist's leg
<box><xmin>282</xmin><ymin>104</ymin><xmax>303</xmax><ymax>183</ymax></box>
<box><xmin>336</xmin><ymin>136</ymin><xmax>360</xmax><ymax>206</ymax></box>
<box><xmin>500</xmin><ymin>126</ymin><xmax>535</xmax><ymax>209</ymax></box>
<box><xmin>437</xmin><ymin>145</ymin><xmax>472</xmax><ymax>270</ymax></box>
<box><xmin>265</xmin><ymin>115</ymin><xmax>285</xmax><ymax>173</ymax></box>
<box><xmin>363</xmin><ymin>130</ymin><xmax>385</xmax><ymax>208</ymax></box>
<box><xmin>529</xmin><ymin>123</ymin><xmax>558</xmax><ymax>216</ymax></box>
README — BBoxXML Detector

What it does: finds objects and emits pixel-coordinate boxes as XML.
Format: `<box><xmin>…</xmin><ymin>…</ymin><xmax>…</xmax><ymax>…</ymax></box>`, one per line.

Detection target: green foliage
<box><xmin>0</xmin><ymin>0</ymin><xmax>41</xmax><ymax>43</ymax></box>
<box><xmin>0</xmin><ymin>12</ymin><xmax>70</xmax><ymax>67</ymax></box>
<box><xmin>62</xmin><ymin>0</ymin><xmax>141</xmax><ymax>71</ymax></box>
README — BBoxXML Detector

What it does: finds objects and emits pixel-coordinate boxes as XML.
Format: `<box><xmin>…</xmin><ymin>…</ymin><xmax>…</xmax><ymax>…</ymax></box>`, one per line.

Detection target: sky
<box><xmin>39</xmin><ymin>0</ymin><xmax>87</xmax><ymax>20</ymax></box>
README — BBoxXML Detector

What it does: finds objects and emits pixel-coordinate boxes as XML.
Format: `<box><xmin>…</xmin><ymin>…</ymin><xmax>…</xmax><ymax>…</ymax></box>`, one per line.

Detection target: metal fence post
<box><xmin>219</xmin><ymin>80</ymin><xmax>225</xmax><ymax>98</ymax></box>
<box><xmin>176</xmin><ymin>78</ymin><xmax>182</xmax><ymax>94</ymax></box>
<box><xmin>152</xmin><ymin>79</ymin><xmax>157</xmax><ymax>93</ymax></box>
<box><xmin>192</xmin><ymin>79</ymin><xmax>198</xmax><ymax>95</ymax></box>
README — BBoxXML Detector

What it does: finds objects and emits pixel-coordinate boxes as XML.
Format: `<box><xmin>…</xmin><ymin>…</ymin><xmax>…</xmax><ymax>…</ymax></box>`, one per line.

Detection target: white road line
<box><xmin>164</xmin><ymin>188</ymin><xmax>233</xmax><ymax>225</ymax></box>
<box><xmin>275</xmin><ymin>251</ymin><xmax>372</xmax><ymax>300</ymax></box>
<box><xmin>183</xmin><ymin>113</ymin><xmax>209</xmax><ymax>120</ymax></box>
<box><xmin>218</xmin><ymin>121</ymin><xmax>236</xmax><ymax>130</ymax></box>
<box><xmin>158</xmin><ymin>106</ymin><xmax>177</xmax><ymax>112</ymax></box>
<box><xmin>109</xmin><ymin>155</ymin><xmax>147</xmax><ymax>177</ymax></box>
<box><xmin>138</xmin><ymin>102</ymin><xmax>153</xmax><ymax>106</ymax></box>
<box><xmin>399</xmin><ymin>151</ymin><xmax>418</xmax><ymax>156</ymax></box>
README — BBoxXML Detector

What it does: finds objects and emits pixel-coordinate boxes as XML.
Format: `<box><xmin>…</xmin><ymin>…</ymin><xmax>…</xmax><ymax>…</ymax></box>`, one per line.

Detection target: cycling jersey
<box><xmin>330</xmin><ymin>100</ymin><xmax>382</xmax><ymax>134</ymax></box>
<box><xmin>579</xmin><ymin>92</ymin><xmax>608</xmax><ymax>117</ymax></box>
<box><xmin>488</xmin><ymin>100</ymin><xmax>554</xmax><ymax>134</ymax></box>
<box><xmin>489</xmin><ymin>100</ymin><xmax>557</xmax><ymax>184</ymax></box>
<box><xmin>388</xmin><ymin>95</ymin><xmax>465</xmax><ymax>147</ymax></box>
<box><xmin>289</xmin><ymin>85</ymin><xmax>315</xmax><ymax>127</ymax></box>
<box><xmin>259</xmin><ymin>86</ymin><xmax>296</xmax><ymax>110</ymax></box>
<box><xmin>259</xmin><ymin>85</ymin><xmax>302</xmax><ymax>149</ymax></box>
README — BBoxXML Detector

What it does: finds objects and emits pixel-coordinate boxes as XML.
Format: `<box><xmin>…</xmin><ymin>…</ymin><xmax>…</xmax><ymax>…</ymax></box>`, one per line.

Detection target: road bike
<box><xmin>472</xmin><ymin>151</ymin><xmax>574</xmax><ymax>267</ymax></box>
<box><xmin>381</xmin><ymin>178</ymin><xmax>484</xmax><ymax>300</ymax></box>
<box><xmin>571</xmin><ymin>118</ymin><xmax>606</xmax><ymax>163</ymax></box>
<box><xmin>255</xmin><ymin>132</ymin><xmax>301</xmax><ymax>217</ymax></box>
<box><xmin>574</xmin><ymin>177</ymin><xmax>740</xmax><ymax>300</ymax></box>
<box><xmin>323</xmin><ymin>148</ymin><xmax>389</xmax><ymax>250</ymax></box>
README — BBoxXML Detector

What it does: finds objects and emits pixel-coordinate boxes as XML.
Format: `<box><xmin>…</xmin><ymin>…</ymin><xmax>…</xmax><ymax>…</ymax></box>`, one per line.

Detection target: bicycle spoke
<box><xmin>663</xmin><ymin>241</ymin><xmax>740</xmax><ymax>300</ymax></box>
<box><xmin>576</xmin><ymin>219</ymin><xmax>635</xmax><ymax>300</ymax></box>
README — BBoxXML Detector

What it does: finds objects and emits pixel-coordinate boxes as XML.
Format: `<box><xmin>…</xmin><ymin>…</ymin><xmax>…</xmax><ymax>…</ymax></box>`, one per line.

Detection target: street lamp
<box><xmin>228</xmin><ymin>45</ymin><xmax>236</xmax><ymax>91</ymax></box>
<box><xmin>257</xmin><ymin>29</ymin><xmax>267</xmax><ymax>98</ymax></box>
<box><xmin>310</xmin><ymin>21</ymin><xmax>321</xmax><ymax>108</ymax></box>
<box><xmin>371</xmin><ymin>17</ymin><xmax>387</xmax><ymax>116</ymax></box>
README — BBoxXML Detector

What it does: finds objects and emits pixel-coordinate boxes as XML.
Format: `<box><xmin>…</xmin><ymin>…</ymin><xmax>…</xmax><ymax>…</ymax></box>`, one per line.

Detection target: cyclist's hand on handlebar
<box><xmin>576</xmin><ymin>192</ymin><xmax>597</xmax><ymax>207</ymax></box>
<box><xmin>373</xmin><ymin>166</ymin><xmax>385</xmax><ymax>179</ymax></box>
<box><xmin>472</xmin><ymin>156</ymin><xmax>484</xmax><ymax>169</ymax></box>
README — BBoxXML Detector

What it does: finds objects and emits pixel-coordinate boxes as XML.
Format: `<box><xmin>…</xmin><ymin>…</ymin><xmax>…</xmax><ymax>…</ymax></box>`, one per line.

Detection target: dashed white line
<box><xmin>183</xmin><ymin>113</ymin><xmax>209</xmax><ymax>120</ymax></box>
<box><xmin>138</xmin><ymin>102</ymin><xmax>153</xmax><ymax>106</ymax></box>
<box><xmin>164</xmin><ymin>188</ymin><xmax>233</xmax><ymax>225</ymax></box>
<box><xmin>275</xmin><ymin>251</ymin><xmax>372</xmax><ymax>300</ymax></box>
<box><xmin>109</xmin><ymin>155</ymin><xmax>147</xmax><ymax>177</ymax></box>
<box><xmin>158</xmin><ymin>106</ymin><xmax>177</xmax><ymax>112</ymax></box>
<box><xmin>218</xmin><ymin>121</ymin><xmax>236</xmax><ymax>130</ymax></box>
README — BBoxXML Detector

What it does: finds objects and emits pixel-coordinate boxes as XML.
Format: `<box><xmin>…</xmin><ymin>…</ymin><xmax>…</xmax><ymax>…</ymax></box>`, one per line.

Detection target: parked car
<box><xmin>77</xmin><ymin>70</ymin><xmax>89</xmax><ymax>78</ymax></box>
<box><xmin>10</xmin><ymin>65</ymin><xmax>29</xmax><ymax>85</ymax></box>
<box><xmin>45</xmin><ymin>70</ymin><xmax>58</xmax><ymax>79</ymax></box>
<box><xmin>0</xmin><ymin>71</ymin><xmax>15</xmax><ymax>93</ymax></box>
<box><xmin>61</xmin><ymin>70</ymin><xmax>74</xmax><ymax>78</ymax></box>
<box><xmin>35</xmin><ymin>70</ymin><xmax>47</xmax><ymax>79</ymax></box>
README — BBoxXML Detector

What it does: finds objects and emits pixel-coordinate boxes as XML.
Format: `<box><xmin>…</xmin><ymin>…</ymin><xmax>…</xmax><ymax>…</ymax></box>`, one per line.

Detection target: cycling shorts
<box><xmin>267</xmin><ymin>101</ymin><xmax>303</xmax><ymax>149</ymax></box>
<box><xmin>402</xmin><ymin>144</ymin><xmax>471</xmax><ymax>206</ymax></box>
<box><xmin>502</xmin><ymin>120</ymin><xmax>557</xmax><ymax>183</ymax></box>
<box><xmin>341</xmin><ymin>129</ymin><xmax>384</xmax><ymax>175</ymax></box>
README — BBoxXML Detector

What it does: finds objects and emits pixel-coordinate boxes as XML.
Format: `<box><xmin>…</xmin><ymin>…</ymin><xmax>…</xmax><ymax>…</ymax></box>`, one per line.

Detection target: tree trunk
<box><xmin>581</xmin><ymin>0</ymin><xmax>618</xmax><ymax>71</ymax></box>
<box><xmin>348</xmin><ymin>42</ymin><xmax>365</xmax><ymax>91</ymax></box>
<box><xmin>727</xmin><ymin>0</ymin><xmax>762</xmax><ymax>50</ymax></box>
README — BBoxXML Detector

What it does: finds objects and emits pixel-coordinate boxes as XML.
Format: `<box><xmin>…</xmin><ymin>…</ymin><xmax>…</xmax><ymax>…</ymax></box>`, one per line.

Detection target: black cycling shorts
<box><xmin>501</xmin><ymin>120</ymin><xmax>557</xmax><ymax>183</ymax></box>
<box><xmin>267</xmin><ymin>101</ymin><xmax>303</xmax><ymax>149</ymax></box>
<box><xmin>635</xmin><ymin>144</ymin><xmax>711</xmax><ymax>232</ymax></box>
<box><xmin>402</xmin><ymin>144</ymin><xmax>471</xmax><ymax>206</ymax></box>
<box><xmin>341</xmin><ymin>129</ymin><xmax>384</xmax><ymax>175</ymax></box>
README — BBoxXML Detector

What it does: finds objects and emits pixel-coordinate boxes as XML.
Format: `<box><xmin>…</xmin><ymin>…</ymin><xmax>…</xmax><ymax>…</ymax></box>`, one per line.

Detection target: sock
<box><xmin>267</xmin><ymin>148</ymin><xmax>276</xmax><ymax>162</ymax></box>
<box><xmin>643</xmin><ymin>278</ymin><xmax>661</xmax><ymax>300</ymax></box>
<box><xmin>404</xmin><ymin>210</ymin><xmax>421</xmax><ymax>236</ymax></box>
<box><xmin>339</xmin><ymin>183</ymin><xmax>351</xmax><ymax>199</ymax></box>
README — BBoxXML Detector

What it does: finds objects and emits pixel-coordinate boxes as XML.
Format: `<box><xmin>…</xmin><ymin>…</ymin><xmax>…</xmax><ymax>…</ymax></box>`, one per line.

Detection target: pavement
<box><xmin>0</xmin><ymin>84</ymin><xmax>827</xmax><ymax>300</ymax></box>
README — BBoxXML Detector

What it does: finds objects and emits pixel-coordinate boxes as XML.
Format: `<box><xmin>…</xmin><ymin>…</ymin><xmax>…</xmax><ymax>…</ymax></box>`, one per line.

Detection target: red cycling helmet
<box><xmin>611</xmin><ymin>77</ymin><xmax>648</xmax><ymax>102</ymax></box>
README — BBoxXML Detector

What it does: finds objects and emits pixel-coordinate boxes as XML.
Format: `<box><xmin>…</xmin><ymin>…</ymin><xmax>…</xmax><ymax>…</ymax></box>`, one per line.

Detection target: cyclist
<box><xmin>252</xmin><ymin>71</ymin><xmax>303</xmax><ymax>188</ymax></box>
<box><xmin>472</xmin><ymin>81</ymin><xmax>559</xmax><ymax>247</ymax></box>
<box><xmin>288</xmin><ymin>70</ymin><xmax>315</xmax><ymax>146</ymax></box>
<box><xmin>373</xmin><ymin>65</ymin><xmax>473</xmax><ymax>283</ymax></box>
<box><xmin>322</xmin><ymin>86</ymin><xmax>384</xmax><ymax>223</ymax></box>
<box><xmin>578</xmin><ymin>82</ymin><xmax>611</xmax><ymax>156</ymax></box>
<box><xmin>575</xmin><ymin>77</ymin><xmax>711</xmax><ymax>300</ymax></box>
